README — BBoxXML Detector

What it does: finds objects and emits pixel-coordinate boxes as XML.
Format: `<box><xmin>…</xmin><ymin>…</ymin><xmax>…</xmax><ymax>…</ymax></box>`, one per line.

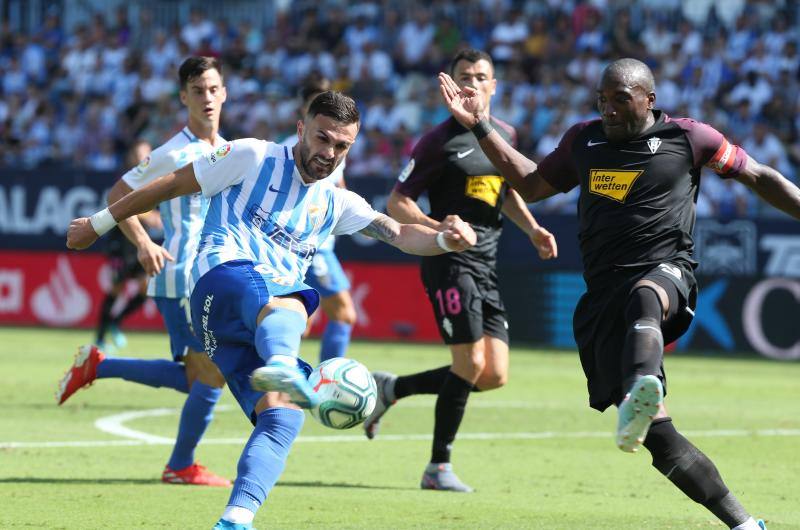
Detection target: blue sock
<box><xmin>96</xmin><ymin>358</ymin><xmax>189</xmax><ymax>393</ymax></box>
<box><xmin>227</xmin><ymin>407</ymin><xmax>305</xmax><ymax>513</ymax></box>
<box><xmin>319</xmin><ymin>321</ymin><xmax>352</xmax><ymax>362</ymax></box>
<box><xmin>254</xmin><ymin>308</ymin><xmax>307</xmax><ymax>363</ymax></box>
<box><xmin>167</xmin><ymin>381</ymin><xmax>223</xmax><ymax>470</ymax></box>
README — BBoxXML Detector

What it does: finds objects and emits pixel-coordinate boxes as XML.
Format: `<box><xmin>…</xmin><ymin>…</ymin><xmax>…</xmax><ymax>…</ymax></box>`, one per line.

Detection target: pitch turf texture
<box><xmin>2</xmin><ymin>328</ymin><xmax>798</xmax><ymax>529</ymax></box>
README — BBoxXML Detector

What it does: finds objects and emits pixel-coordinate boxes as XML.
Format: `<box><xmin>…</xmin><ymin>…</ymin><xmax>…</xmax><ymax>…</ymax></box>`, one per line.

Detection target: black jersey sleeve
<box><xmin>673</xmin><ymin>118</ymin><xmax>749</xmax><ymax>178</ymax></box>
<box><xmin>537</xmin><ymin>122</ymin><xmax>587</xmax><ymax>193</ymax></box>
<box><xmin>393</xmin><ymin>128</ymin><xmax>446</xmax><ymax>200</ymax></box>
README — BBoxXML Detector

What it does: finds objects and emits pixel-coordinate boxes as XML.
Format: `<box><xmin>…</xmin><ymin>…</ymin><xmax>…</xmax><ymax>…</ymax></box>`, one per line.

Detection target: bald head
<box><xmin>601</xmin><ymin>58</ymin><xmax>655</xmax><ymax>94</ymax></box>
<box><xmin>596</xmin><ymin>58</ymin><xmax>657</xmax><ymax>142</ymax></box>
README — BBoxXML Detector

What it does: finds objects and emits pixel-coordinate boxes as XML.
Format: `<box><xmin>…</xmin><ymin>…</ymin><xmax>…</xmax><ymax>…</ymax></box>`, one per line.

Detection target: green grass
<box><xmin>1</xmin><ymin>327</ymin><xmax>798</xmax><ymax>529</ymax></box>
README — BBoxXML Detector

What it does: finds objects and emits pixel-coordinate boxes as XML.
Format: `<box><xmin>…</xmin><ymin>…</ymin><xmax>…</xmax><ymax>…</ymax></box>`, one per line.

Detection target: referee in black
<box><xmin>363</xmin><ymin>49</ymin><xmax>557</xmax><ymax>492</ymax></box>
<box><xmin>439</xmin><ymin>57</ymin><xmax>799</xmax><ymax>528</ymax></box>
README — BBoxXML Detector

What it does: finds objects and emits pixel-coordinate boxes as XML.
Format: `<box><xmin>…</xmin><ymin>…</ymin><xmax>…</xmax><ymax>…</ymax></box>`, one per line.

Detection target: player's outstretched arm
<box><xmin>386</xmin><ymin>189</ymin><xmax>442</xmax><ymax>229</ymax></box>
<box><xmin>107</xmin><ymin>179</ymin><xmax>174</xmax><ymax>275</ymax></box>
<box><xmin>735</xmin><ymin>155</ymin><xmax>800</xmax><ymax>220</ymax></box>
<box><xmin>359</xmin><ymin>213</ymin><xmax>476</xmax><ymax>256</ymax></box>
<box><xmin>501</xmin><ymin>189</ymin><xmax>558</xmax><ymax>259</ymax></box>
<box><xmin>438</xmin><ymin>72</ymin><xmax>558</xmax><ymax>203</ymax></box>
<box><xmin>67</xmin><ymin>164</ymin><xmax>201</xmax><ymax>250</ymax></box>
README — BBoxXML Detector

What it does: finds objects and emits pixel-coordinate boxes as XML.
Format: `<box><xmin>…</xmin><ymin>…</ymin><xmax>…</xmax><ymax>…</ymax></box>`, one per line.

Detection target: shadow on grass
<box><xmin>279</xmin><ymin>480</ymin><xmax>412</xmax><ymax>491</ymax></box>
<box><xmin>0</xmin><ymin>477</ymin><xmax>161</xmax><ymax>485</ymax></box>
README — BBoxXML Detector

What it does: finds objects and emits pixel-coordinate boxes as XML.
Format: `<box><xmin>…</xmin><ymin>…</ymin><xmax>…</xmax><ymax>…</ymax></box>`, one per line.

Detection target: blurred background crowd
<box><xmin>1</xmin><ymin>0</ymin><xmax>798</xmax><ymax>217</ymax></box>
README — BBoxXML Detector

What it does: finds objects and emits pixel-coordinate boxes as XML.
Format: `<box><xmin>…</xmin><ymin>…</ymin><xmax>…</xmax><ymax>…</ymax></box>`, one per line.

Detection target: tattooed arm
<box><xmin>358</xmin><ymin>213</ymin><xmax>477</xmax><ymax>255</ymax></box>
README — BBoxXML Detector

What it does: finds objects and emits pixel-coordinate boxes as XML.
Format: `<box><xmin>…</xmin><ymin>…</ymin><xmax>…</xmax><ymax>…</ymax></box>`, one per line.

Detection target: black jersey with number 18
<box><xmin>537</xmin><ymin>111</ymin><xmax>749</xmax><ymax>287</ymax></box>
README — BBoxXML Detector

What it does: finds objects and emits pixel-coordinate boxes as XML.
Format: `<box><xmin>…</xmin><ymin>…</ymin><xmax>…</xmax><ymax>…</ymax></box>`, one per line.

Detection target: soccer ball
<box><xmin>308</xmin><ymin>358</ymin><xmax>377</xmax><ymax>430</ymax></box>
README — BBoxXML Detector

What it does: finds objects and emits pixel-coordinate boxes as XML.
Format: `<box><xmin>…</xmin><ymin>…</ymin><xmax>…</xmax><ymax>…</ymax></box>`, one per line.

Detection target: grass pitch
<box><xmin>1</xmin><ymin>327</ymin><xmax>798</xmax><ymax>529</ymax></box>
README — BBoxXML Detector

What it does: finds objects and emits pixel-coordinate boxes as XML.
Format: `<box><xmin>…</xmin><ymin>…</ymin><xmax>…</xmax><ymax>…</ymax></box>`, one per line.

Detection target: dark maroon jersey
<box><xmin>538</xmin><ymin>110</ymin><xmax>749</xmax><ymax>286</ymax></box>
<box><xmin>394</xmin><ymin>116</ymin><xmax>517</xmax><ymax>267</ymax></box>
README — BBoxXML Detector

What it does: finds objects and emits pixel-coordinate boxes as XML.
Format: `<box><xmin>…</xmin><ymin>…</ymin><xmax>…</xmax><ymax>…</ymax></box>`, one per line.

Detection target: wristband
<box><xmin>89</xmin><ymin>208</ymin><xmax>117</xmax><ymax>236</ymax></box>
<box><xmin>470</xmin><ymin>118</ymin><xmax>494</xmax><ymax>140</ymax></box>
<box><xmin>436</xmin><ymin>231</ymin><xmax>457</xmax><ymax>252</ymax></box>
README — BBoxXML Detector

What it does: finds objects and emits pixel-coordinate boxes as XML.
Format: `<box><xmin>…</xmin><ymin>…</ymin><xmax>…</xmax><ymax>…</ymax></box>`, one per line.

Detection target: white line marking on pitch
<box><xmin>0</xmin><ymin>405</ymin><xmax>797</xmax><ymax>449</ymax></box>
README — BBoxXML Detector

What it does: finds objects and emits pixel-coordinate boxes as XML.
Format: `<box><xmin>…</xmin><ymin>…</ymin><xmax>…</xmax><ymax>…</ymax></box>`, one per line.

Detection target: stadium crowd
<box><xmin>1</xmin><ymin>0</ymin><xmax>798</xmax><ymax>217</ymax></box>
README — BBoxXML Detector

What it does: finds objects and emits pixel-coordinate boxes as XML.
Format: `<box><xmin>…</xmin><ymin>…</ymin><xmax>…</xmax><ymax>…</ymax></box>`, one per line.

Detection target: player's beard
<box><xmin>298</xmin><ymin>137</ymin><xmax>335</xmax><ymax>182</ymax></box>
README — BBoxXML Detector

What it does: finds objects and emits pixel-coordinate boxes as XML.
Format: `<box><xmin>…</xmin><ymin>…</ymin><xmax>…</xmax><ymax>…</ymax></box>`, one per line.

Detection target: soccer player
<box><xmin>438</xmin><ymin>58</ymin><xmax>798</xmax><ymax>529</ymax></box>
<box><xmin>65</xmin><ymin>91</ymin><xmax>477</xmax><ymax>529</ymax></box>
<box><xmin>364</xmin><ymin>49</ymin><xmax>557</xmax><ymax>492</ymax></box>
<box><xmin>282</xmin><ymin>76</ymin><xmax>357</xmax><ymax>363</ymax></box>
<box><xmin>57</xmin><ymin>57</ymin><xmax>231</xmax><ymax>487</ymax></box>
<box><xmin>94</xmin><ymin>140</ymin><xmax>159</xmax><ymax>352</ymax></box>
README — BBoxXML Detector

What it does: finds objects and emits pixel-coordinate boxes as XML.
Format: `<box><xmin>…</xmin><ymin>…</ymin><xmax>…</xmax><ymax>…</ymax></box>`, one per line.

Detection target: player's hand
<box><xmin>437</xmin><ymin>214</ymin><xmax>464</xmax><ymax>231</ymax></box>
<box><xmin>530</xmin><ymin>226</ymin><xmax>558</xmax><ymax>260</ymax></box>
<box><xmin>441</xmin><ymin>217</ymin><xmax>477</xmax><ymax>252</ymax></box>
<box><xmin>66</xmin><ymin>217</ymin><xmax>99</xmax><ymax>250</ymax></box>
<box><xmin>137</xmin><ymin>239</ymin><xmax>174</xmax><ymax>276</ymax></box>
<box><xmin>439</xmin><ymin>72</ymin><xmax>485</xmax><ymax>129</ymax></box>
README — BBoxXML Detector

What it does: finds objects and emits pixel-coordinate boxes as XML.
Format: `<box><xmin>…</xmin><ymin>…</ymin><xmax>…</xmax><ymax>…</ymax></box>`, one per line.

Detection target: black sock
<box><xmin>95</xmin><ymin>293</ymin><xmax>116</xmax><ymax>343</ymax></box>
<box><xmin>644</xmin><ymin>418</ymin><xmax>750</xmax><ymax>527</ymax></box>
<box><xmin>621</xmin><ymin>286</ymin><xmax>664</xmax><ymax>392</ymax></box>
<box><xmin>431</xmin><ymin>371</ymin><xmax>472</xmax><ymax>464</ymax></box>
<box><xmin>394</xmin><ymin>365</ymin><xmax>450</xmax><ymax>399</ymax></box>
<box><xmin>114</xmin><ymin>293</ymin><xmax>147</xmax><ymax>324</ymax></box>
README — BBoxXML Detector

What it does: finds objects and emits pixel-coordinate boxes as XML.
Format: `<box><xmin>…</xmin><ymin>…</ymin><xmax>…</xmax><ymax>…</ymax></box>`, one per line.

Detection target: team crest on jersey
<box><xmin>397</xmin><ymin>158</ymin><xmax>415</xmax><ymax>182</ymax></box>
<box><xmin>206</xmin><ymin>143</ymin><xmax>232</xmax><ymax>166</ymax></box>
<box><xmin>307</xmin><ymin>204</ymin><xmax>324</xmax><ymax>229</ymax></box>
<box><xmin>647</xmin><ymin>137</ymin><xmax>662</xmax><ymax>154</ymax></box>
<box><xmin>137</xmin><ymin>156</ymin><xmax>151</xmax><ymax>170</ymax></box>
<box><xmin>588</xmin><ymin>169</ymin><xmax>643</xmax><ymax>203</ymax></box>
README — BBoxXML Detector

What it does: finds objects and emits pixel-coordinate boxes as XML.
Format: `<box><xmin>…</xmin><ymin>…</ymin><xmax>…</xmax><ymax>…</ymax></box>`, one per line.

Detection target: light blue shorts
<box><xmin>153</xmin><ymin>297</ymin><xmax>204</xmax><ymax>361</ymax></box>
<box><xmin>305</xmin><ymin>248</ymin><xmax>350</xmax><ymax>298</ymax></box>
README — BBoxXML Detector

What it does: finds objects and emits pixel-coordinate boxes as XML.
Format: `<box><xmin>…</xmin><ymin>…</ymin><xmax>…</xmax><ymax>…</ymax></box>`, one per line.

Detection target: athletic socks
<box><xmin>167</xmin><ymin>381</ymin><xmax>223</xmax><ymax>470</ymax></box>
<box><xmin>431</xmin><ymin>371</ymin><xmax>473</xmax><ymax>464</ymax></box>
<box><xmin>621</xmin><ymin>286</ymin><xmax>664</xmax><ymax>392</ymax></box>
<box><xmin>319</xmin><ymin>321</ymin><xmax>352</xmax><ymax>363</ymax></box>
<box><xmin>394</xmin><ymin>365</ymin><xmax>451</xmax><ymax>399</ymax></box>
<box><xmin>644</xmin><ymin>418</ymin><xmax>752</xmax><ymax>528</ymax></box>
<box><xmin>254</xmin><ymin>307</ymin><xmax>306</xmax><ymax>362</ymax></box>
<box><xmin>96</xmin><ymin>358</ymin><xmax>189</xmax><ymax>393</ymax></box>
<box><xmin>226</xmin><ymin>407</ymin><xmax>305</xmax><ymax>515</ymax></box>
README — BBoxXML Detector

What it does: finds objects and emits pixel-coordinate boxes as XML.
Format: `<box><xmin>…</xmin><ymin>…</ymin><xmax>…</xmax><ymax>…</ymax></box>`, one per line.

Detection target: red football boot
<box><xmin>56</xmin><ymin>345</ymin><xmax>105</xmax><ymax>405</ymax></box>
<box><xmin>162</xmin><ymin>463</ymin><xmax>232</xmax><ymax>487</ymax></box>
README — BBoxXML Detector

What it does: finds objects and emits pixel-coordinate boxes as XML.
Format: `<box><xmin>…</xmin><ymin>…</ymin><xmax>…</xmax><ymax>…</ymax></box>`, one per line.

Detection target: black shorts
<box><xmin>420</xmin><ymin>257</ymin><xmax>508</xmax><ymax>345</ymax></box>
<box><xmin>573</xmin><ymin>260</ymin><xmax>697</xmax><ymax>412</ymax></box>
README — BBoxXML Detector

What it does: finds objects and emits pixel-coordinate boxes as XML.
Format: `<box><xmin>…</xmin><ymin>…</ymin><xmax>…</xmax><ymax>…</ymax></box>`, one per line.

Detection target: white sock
<box><xmin>269</xmin><ymin>354</ymin><xmax>296</xmax><ymax>366</ymax></box>
<box><xmin>222</xmin><ymin>505</ymin><xmax>254</xmax><ymax>524</ymax></box>
<box><xmin>731</xmin><ymin>517</ymin><xmax>760</xmax><ymax>530</ymax></box>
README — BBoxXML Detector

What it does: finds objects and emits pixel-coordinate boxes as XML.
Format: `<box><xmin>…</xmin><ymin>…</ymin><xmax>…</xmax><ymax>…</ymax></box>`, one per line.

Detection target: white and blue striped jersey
<box><xmin>122</xmin><ymin>126</ymin><xmax>226</xmax><ymax>298</ymax></box>
<box><xmin>190</xmin><ymin>138</ymin><xmax>378</xmax><ymax>291</ymax></box>
<box><xmin>279</xmin><ymin>134</ymin><xmax>344</xmax><ymax>252</ymax></box>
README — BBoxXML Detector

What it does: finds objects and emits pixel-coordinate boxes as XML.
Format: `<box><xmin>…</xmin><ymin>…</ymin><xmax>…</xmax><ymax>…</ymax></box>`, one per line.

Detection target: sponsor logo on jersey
<box><xmin>206</xmin><ymin>143</ymin><xmax>232</xmax><ymax>166</ymax></box>
<box><xmin>588</xmin><ymin>169</ymin><xmax>643</xmax><ymax>202</ymax></box>
<box><xmin>647</xmin><ymin>137</ymin><xmax>662</xmax><ymax>154</ymax></box>
<box><xmin>456</xmin><ymin>148</ymin><xmax>475</xmax><ymax>159</ymax></box>
<box><xmin>465</xmin><ymin>174</ymin><xmax>504</xmax><ymax>206</ymax></box>
<box><xmin>247</xmin><ymin>204</ymin><xmax>317</xmax><ymax>260</ymax></box>
<box><xmin>397</xmin><ymin>158</ymin><xmax>415</xmax><ymax>182</ymax></box>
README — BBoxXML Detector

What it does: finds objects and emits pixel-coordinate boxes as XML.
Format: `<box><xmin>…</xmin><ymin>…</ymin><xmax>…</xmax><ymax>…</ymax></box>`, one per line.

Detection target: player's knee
<box><xmin>643</xmin><ymin>418</ymin><xmax>729</xmax><ymax>506</ymax></box>
<box><xmin>625</xmin><ymin>284</ymin><xmax>664</xmax><ymax>324</ymax></box>
<box><xmin>326</xmin><ymin>294</ymin><xmax>356</xmax><ymax>325</ymax></box>
<box><xmin>475</xmin><ymin>370</ymin><xmax>506</xmax><ymax>390</ymax></box>
<box><xmin>185</xmin><ymin>351</ymin><xmax>225</xmax><ymax>388</ymax></box>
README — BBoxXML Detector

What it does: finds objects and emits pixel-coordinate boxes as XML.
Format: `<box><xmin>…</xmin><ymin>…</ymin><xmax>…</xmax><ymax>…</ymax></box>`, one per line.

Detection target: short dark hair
<box><xmin>449</xmin><ymin>48</ymin><xmax>494</xmax><ymax>75</ymax></box>
<box><xmin>307</xmin><ymin>91</ymin><xmax>360</xmax><ymax>125</ymax></box>
<box><xmin>300</xmin><ymin>75</ymin><xmax>332</xmax><ymax>107</ymax></box>
<box><xmin>178</xmin><ymin>56</ymin><xmax>222</xmax><ymax>88</ymax></box>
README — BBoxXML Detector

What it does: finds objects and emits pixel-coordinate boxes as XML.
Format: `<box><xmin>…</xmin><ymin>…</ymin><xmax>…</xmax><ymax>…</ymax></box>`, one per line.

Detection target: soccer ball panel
<box><xmin>308</xmin><ymin>358</ymin><xmax>377</xmax><ymax>430</ymax></box>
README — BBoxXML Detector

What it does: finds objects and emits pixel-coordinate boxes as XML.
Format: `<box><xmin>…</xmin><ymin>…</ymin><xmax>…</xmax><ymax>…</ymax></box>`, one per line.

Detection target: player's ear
<box><xmin>297</xmin><ymin>120</ymin><xmax>304</xmax><ymax>141</ymax></box>
<box><xmin>490</xmin><ymin>78</ymin><xmax>497</xmax><ymax>97</ymax></box>
<box><xmin>179</xmin><ymin>89</ymin><xmax>187</xmax><ymax>106</ymax></box>
<box><xmin>220</xmin><ymin>85</ymin><xmax>227</xmax><ymax>103</ymax></box>
<box><xmin>647</xmin><ymin>91</ymin><xmax>656</xmax><ymax>109</ymax></box>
